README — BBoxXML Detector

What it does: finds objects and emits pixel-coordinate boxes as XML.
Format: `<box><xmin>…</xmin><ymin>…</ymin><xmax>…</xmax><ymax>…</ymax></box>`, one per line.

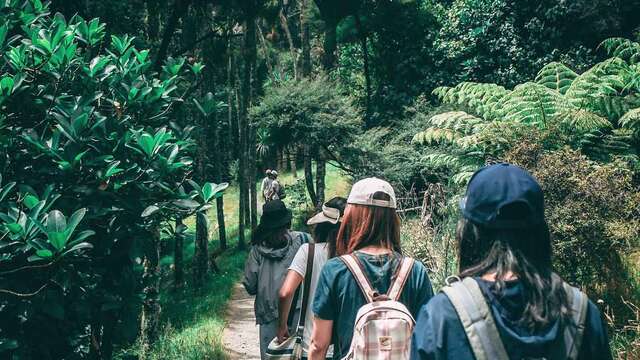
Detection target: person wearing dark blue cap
<box><xmin>410</xmin><ymin>163</ymin><xmax>612</xmax><ymax>360</ymax></box>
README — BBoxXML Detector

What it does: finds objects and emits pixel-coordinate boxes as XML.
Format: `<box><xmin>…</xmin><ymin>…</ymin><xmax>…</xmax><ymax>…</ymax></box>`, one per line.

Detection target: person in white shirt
<box><xmin>261</xmin><ymin>169</ymin><xmax>274</xmax><ymax>202</ymax></box>
<box><xmin>276</xmin><ymin>197</ymin><xmax>347</xmax><ymax>357</ymax></box>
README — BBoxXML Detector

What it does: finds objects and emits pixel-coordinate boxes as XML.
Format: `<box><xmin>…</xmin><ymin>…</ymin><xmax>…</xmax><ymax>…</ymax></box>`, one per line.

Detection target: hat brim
<box><xmin>306</xmin><ymin>212</ymin><xmax>339</xmax><ymax>225</ymax></box>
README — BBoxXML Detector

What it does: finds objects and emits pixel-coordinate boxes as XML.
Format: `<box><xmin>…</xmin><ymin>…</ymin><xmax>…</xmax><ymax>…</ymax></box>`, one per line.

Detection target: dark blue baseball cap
<box><xmin>460</xmin><ymin>163</ymin><xmax>545</xmax><ymax>229</ymax></box>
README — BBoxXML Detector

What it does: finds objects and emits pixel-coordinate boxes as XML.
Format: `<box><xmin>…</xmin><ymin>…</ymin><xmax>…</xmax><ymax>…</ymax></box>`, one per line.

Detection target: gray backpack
<box><xmin>442</xmin><ymin>277</ymin><xmax>588</xmax><ymax>360</ymax></box>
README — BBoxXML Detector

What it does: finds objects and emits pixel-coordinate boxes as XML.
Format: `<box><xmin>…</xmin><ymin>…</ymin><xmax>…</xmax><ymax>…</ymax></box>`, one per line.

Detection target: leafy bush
<box><xmin>0</xmin><ymin>2</ymin><xmax>223</xmax><ymax>358</ymax></box>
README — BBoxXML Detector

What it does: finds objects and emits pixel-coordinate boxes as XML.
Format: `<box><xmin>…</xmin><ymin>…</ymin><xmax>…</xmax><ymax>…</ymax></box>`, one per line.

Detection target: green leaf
<box><xmin>173</xmin><ymin>199</ymin><xmax>200</xmax><ymax>210</ymax></box>
<box><xmin>48</xmin><ymin>232</ymin><xmax>66</xmax><ymax>251</ymax></box>
<box><xmin>65</xmin><ymin>208</ymin><xmax>86</xmax><ymax>239</ymax></box>
<box><xmin>23</xmin><ymin>194</ymin><xmax>39</xmax><ymax>209</ymax></box>
<box><xmin>36</xmin><ymin>249</ymin><xmax>53</xmax><ymax>258</ymax></box>
<box><xmin>137</xmin><ymin>133</ymin><xmax>156</xmax><ymax>157</ymax></box>
<box><xmin>46</xmin><ymin>210</ymin><xmax>67</xmax><ymax>233</ymax></box>
<box><xmin>6</xmin><ymin>223</ymin><xmax>23</xmax><ymax>234</ymax></box>
<box><xmin>0</xmin><ymin>338</ymin><xmax>18</xmax><ymax>351</ymax></box>
<box><xmin>141</xmin><ymin>205</ymin><xmax>160</xmax><ymax>217</ymax></box>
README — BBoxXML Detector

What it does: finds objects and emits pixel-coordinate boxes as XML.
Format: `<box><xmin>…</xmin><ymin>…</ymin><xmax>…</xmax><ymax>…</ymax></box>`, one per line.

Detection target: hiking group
<box><xmin>242</xmin><ymin>163</ymin><xmax>612</xmax><ymax>360</ymax></box>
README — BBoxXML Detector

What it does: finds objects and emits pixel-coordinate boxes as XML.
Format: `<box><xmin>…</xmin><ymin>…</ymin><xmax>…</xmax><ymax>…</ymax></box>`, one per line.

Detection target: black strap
<box><xmin>297</xmin><ymin>243</ymin><xmax>315</xmax><ymax>329</ymax></box>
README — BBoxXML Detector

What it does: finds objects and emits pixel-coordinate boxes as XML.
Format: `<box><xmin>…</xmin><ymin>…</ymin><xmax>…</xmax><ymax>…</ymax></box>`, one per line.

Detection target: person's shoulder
<box><xmin>322</xmin><ymin>256</ymin><xmax>347</xmax><ymax>272</ymax></box>
<box><xmin>291</xmin><ymin>230</ymin><xmax>311</xmax><ymax>243</ymax></box>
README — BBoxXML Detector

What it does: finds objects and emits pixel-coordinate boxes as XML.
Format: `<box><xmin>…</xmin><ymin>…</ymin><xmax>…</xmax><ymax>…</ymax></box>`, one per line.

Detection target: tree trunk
<box><xmin>140</xmin><ymin>226</ymin><xmax>162</xmax><ymax>357</ymax></box>
<box><xmin>227</xmin><ymin>26</ymin><xmax>239</xmax><ymax>159</ymax></box>
<box><xmin>256</xmin><ymin>20</ymin><xmax>275</xmax><ymax>79</ymax></box>
<box><xmin>278</xmin><ymin>6</ymin><xmax>298</xmax><ymax>79</ymax></box>
<box><xmin>304</xmin><ymin>144</ymin><xmax>317</xmax><ymax>205</ymax></box>
<box><xmin>239</xmin><ymin>7</ymin><xmax>258</xmax><ymax>248</ymax></box>
<box><xmin>145</xmin><ymin>0</ymin><xmax>161</xmax><ymax>44</ymax></box>
<box><xmin>355</xmin><ymin>14</ymin><xmax>372</xmax><ymax>126</ymax></box>
<box><xmin>315</xmin><ymin>153</ymin><xmax>326</xmax><ymax>209</ymax></box>
<box><xmin>194</xmin><ymin>211</ymin><xmax>210</xmax><ymax>285</ymax></box>
<box><xmin>290</xmin><ymin>145</ymin><xmax>297</xmax><ymax>178</ymax></box>
<box><xmin>174</xmin><ymin>217</ymin><xmax>184</xmax><ymax>289</ymax></box>
<box><xmin>322</xmin><ymin>19</ymin><xmax>338</xmax><ymax>71</ymax></box>
<box><xmin>300</xmin><ymin>0</ymin><xmax>311</xmax><ymax>77</ymax></box>
<box><xmin>153</xmin><ymin>0</ymin><xmax>192</xmax><ymax>71</ymax></box>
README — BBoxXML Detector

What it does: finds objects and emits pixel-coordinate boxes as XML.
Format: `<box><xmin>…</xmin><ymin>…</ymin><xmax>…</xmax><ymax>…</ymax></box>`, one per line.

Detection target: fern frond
<box><xmin>565</xmin><ymin>58</ymin><xmax>630</xmax><ymax>118</ymax></box>
<box><xmin>432</xmin><ymin>82</ymin><xmax>509</xmax><ymax>120</ymax></box>
<box><xmin>555</xmin><ymin>109</ymin><xmax>612</xmax><ymax>132</ymax></box>
<box><xmin>413</xmin><ymin>111</ymin><xmax>485</xmax><ymax>145</ymax></box>
<box><xmin>620</xmin><ymin>108</ymin><xmax>640</xmax><ymax>132</ymax></box>
<box><xmin>535</xmin><ymin>62</ymin><xmax>578</xmax><ymax>95</ymax></box>
<box><xmin>499</xmin><ymin>82</ymin><xmax>567</xmax><ymax>126</ymax></box>
<box><xmin>599</xmin><ymin>37</ymin><xmax>640</xmax><ymax>64</ymax></box>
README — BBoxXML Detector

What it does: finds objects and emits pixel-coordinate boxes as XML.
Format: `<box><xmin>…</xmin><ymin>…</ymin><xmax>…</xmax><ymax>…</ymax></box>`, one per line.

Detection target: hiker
<box><xmin>262</xmin><ymin>169</ymin><xmax>274</xmax><ymax>202</ymax></box>
<box><xmin>243</xmin><ymin>199</ymin><xmax>311</xmax><ymax>360</ymax></box>
<box><xmin>263</xmin><ymin>170</ymin><xmax>284</xmax><ymax>202</ymax></box>
<box><xmin>274</xmin><ymin>197</ymin><xmax>348</xmax><ymax>358</ymax></box>
<box><xmin>410</xmin><ymin>163</ymin><xmax>612</xmax><ymax>360</ymax></box>
<box><xmin>309</xmin><ymin>178</ymin><xmax>434</xmax><ymax>359</ymax></box>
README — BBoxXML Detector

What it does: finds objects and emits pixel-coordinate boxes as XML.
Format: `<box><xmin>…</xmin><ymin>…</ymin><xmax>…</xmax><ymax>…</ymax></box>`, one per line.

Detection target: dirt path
<box><xmin>223</xmin><ymin>283</ymin><xmax>261</xmax><ymax>359</ymax></box>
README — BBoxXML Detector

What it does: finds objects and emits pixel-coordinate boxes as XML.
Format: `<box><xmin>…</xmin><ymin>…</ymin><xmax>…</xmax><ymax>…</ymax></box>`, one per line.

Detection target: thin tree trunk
<box><xmin>174</xmin><ymin>217</ymin><xmax>184</xmax><ymax>288</ymax></box>
<box><xmin>194</xmin><ymin>211</ymin><xmax>210</xmax><ymax>284</ymax></box>
<box><xmin>256</xmin><ymin>21</ymin><xmax>275</xmax><ymax>79</ymax></box>
<box><xmin>355</xmin><ymin>14</ymin><xmax>372</xmax><ymax>126</ymax></box>
<box><xmin>290</xmin><ymin>145</ymin><xmax>297</xmax><ymax>178</ymax></box>
<box><xmin>300</xmin><ymin>0</ymin><xmax>311</xmax><ymax>77</ymax></box>
<box><xmin>227</xmin><ymin>23</ymin><xmax>239</xmax><ymax>160</ymax></box>
<box><xmin>304</xmin><ymin>144</ymin><xmax>317</xmax><ymax>205</ymax></box>
<box><xmin>315</xmin><ymin>152</ymin><xmax>326</xmax><ymax>209</ymax></box>
<box><xmin>145</xmin><ymin>0</ymin><xmax>161</xmax><ymax>44</ymax></box>
<box><xmin>153</xmin><ymin>0</ymin><xmax>191</xmax><ymax>71</ymax></box>
<box><xmin>140</xmin><ymin>226</ymin><xmax>162</xmax><ymax>357</ymax></box>
<box><xmin>278</xmin><ymin>6</ymin><xmax>298</xmax><ymax>79</ymax></box>
<box><xmin>322</xmin><ymin>19</ymin><xmax>338</xmax><ymax>71</ymax></box>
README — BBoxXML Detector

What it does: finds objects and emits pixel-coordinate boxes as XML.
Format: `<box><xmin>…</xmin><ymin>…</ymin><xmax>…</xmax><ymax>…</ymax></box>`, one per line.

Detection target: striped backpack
<box><xmin>340</xmin><ymin>254</ymin><xmax>416</xmax><ymax>360</ymax></box>
<box><xmin>442</xmin><ymin>276</ymin><xmax>589</xmax><ymax>360</ymax></box>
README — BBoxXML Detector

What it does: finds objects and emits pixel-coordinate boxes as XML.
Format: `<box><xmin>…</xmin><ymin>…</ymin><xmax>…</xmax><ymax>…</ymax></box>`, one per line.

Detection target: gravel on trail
<box><xmin>223</xmin><ymin>283</ymin><xmax>261</xmax><ymax>359</ymax></box>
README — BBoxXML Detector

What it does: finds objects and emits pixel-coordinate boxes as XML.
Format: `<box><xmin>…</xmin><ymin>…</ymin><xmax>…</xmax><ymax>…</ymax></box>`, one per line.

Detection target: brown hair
<box><xmin>335</xmin><ymin>192</ymin><xmax>401</xmax><ymax>256</ymax></box>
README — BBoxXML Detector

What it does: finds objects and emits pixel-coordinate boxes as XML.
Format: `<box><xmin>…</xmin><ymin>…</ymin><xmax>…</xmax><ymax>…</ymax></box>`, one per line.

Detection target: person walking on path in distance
<box><xmin>410</xmin><ymin>163</ymin><xmax>612</xmax><ymax>360</ymax></box>
<box><xmin>309</xmin><ymin>178</ymin><xmax>434</xmax><ymax>359</ymax></box>
<box><xmin>243</xmin><ymin>199</ymin><xmax>311</xmax><ymax>360</ymax></box>
<box><xmin>261</xmin><ymin>169</ymin><xmax>274</xmax><ymax>202</ymax></box>
<box><xmin>276</xmin><ymin>197</ymin><xmax>348</xmax><ymax>358</ymax></box>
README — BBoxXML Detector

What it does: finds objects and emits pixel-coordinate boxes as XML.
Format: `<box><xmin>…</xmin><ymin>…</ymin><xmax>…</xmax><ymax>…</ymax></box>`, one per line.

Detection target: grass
<box><xmin>118</xmin><ymin>164</ymin><xmax>351</xmax><ymax>360</ymax></box>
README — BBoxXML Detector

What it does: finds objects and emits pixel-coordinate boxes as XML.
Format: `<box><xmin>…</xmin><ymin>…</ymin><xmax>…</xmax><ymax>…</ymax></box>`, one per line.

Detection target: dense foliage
<box><xmin>0</xmin><ymin>2</ymin><xmax>224</xmax><ymax>358</ymax></box>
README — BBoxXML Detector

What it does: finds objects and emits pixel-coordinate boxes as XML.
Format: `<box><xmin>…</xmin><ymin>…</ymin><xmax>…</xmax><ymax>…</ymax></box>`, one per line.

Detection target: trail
<box><xmin>223</xmin><ymin>283</ymin><xmax>261</xmax><ymax>359</ymax></box>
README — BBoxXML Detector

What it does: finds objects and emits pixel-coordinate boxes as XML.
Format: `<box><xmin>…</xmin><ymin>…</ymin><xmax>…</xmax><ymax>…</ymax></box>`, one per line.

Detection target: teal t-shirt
<box><xmin>312</xmin><ymin>251</ymin><xmax>434</xmax><ymax>359</ymax></box>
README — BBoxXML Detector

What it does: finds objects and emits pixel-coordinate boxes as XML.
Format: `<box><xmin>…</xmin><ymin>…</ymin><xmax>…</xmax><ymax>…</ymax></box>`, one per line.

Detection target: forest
<box><xmin>0</xmin><ymin>0</ymin><xmax>639</xmax><ymax>359</ymax></box>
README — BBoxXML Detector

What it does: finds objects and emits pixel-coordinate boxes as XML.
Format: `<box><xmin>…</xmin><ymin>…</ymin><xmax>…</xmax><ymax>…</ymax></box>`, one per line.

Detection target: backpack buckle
<box><xmin>445</xmin><ymin>275</ymin><xmax>462</xmax><ymax>286</ymax></box>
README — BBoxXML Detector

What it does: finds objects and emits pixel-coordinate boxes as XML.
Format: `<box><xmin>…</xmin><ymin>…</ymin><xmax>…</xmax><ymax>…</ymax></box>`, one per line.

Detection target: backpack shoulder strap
<box><xmin>559</xmin><ymin>282</ymin><xmax>589</xmax><ymax>360</ymax></box>
<box><xmin>340</xmin><ymin>254</ymin><xmax>375</xmax><ymax>303</ymax></box>
<box><xmin>297</xmin><ymin>243</ymin><xmax>315</xmax><ymax>331</ymax></box>
<box><xmin>387</xmin><ymin>257</ymin><xmax>415</xmax><ymax>301</ymax></box>
<box><xmin>441</xmin><ymin>277</ymin><xmax>509</xmax><ymax>360</ymax></box>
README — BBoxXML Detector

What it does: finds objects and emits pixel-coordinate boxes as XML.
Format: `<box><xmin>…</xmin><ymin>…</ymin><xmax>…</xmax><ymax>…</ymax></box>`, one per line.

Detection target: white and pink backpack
<box><xmin>340</xmin><ymin>254</ymin><xmax>416</xmax><ymax>360</ymax></box>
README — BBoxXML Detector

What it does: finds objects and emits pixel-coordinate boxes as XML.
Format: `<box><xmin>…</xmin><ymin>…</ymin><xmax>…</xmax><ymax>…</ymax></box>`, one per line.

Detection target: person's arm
<box><xmin>277</xmin><ymin>270</ymin><xmax>303</xmax><ymax>342</ymax></box>
<box><xmin>308</xmin><ymin>317</ymin><xmax>333</xmax><ymax>360</ymax></box>
<box><xmin>242</xmin><ymin>248</ymin><xmax>259</xmax><ymax>295</ymax></box>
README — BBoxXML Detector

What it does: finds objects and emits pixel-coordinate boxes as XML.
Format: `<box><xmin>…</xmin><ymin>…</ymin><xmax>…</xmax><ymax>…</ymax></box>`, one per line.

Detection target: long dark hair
<box><xmin>252</xmin><ymin>222</ymin><xmax>291</xmax><ymax>249</ymax></box>
<box><xmin>457</xmin><ymin>217</ymin><xmax>571</xmax><ymax>331</ymax></box>
<box><xmin>312</xmin><ymin>197</ymin><xmax>347</xmax><ymax>258</ymax></box>
<box><xmin>336</xmin><ymin>192</ymin><xmax>401</xmax><ymax>256</ymax></box>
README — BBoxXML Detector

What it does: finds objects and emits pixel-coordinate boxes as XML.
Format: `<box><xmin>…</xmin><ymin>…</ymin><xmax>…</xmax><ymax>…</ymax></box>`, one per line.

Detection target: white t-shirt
<box><xmin>288</xmin><ymin>242</ymin><xmax>333</xmax><ymax>354</ymax></box>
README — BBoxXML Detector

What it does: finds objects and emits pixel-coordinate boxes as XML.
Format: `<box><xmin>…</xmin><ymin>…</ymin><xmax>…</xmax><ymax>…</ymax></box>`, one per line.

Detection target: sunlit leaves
<box><xmin>535</xmin><ymin>62</ymin><xmax>578</xmax><ymax>95</ymax></box>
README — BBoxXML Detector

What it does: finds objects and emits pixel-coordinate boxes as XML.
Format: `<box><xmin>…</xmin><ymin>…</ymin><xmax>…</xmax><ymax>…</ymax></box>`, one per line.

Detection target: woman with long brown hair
<box><xmin>410</xmin><ymin>164</ymin><xmax>611</xmax><ymax>360</ymax></box>
<box><xmin>308</xmin><ymin>178</ymin><xmax>434</xmax><ymax>359</ymax></box>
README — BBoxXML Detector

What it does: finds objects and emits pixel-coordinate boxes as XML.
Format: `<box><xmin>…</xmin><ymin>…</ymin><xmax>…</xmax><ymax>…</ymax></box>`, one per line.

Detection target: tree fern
<box><xmin>499</xmin><ymin>82</ymin><xmax>568</xmax><ymax>126</ymax></box>
<box><xmin>555</xmin><ymin>109</ymin><xmax>612</xmax><ymax>132</ymax></box>
<box><xmin>565</xmin><ymin>58</ymin><xmax>630</xmax><ymax>119</ymax></box>
<box><xmin>413</xmin><ymin>111</ymin><xmax>485</xmax><ymax>145</ymax></box>
<box><xmin>620</xmin><ymin>108</ymin><xmax>640</xmax><ymax>134</ymax></box>
<box><xmin>433</xmin><ymin>83</ymin><xmax>509</xmax><ymax>120</ymax></box>
<box><xmin>599</xmin><ymin>37</ymin><xmax>640</xmax><ymax>64</ymax></box>
<box><xmin>535</xmin><ymin>62</ymin><xmax>578</xmax><ymax>95</ymax></box>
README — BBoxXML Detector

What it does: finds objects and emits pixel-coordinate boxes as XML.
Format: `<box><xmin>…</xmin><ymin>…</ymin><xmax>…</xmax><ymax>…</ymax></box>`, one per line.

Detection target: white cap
<box><xmin>347</xmin><ymin>177</ymin><xmax>397</xmax><ymax>209</ymax></box>
<box><xmin>307</xmin><ymin>204</ymin><xmax>341</xmax><ymax>225</ymax></box>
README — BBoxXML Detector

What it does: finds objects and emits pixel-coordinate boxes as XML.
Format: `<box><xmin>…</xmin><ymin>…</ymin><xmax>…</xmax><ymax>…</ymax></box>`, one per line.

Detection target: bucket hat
<box><xmin>307</xmin><ymin>204</ymin><xmax>342</xmax><ymax>225</ymax></box>
<box><xmin>259</xmin><ymin>199</ymin><xmax>292</xmax><ymax>229</ymax></box>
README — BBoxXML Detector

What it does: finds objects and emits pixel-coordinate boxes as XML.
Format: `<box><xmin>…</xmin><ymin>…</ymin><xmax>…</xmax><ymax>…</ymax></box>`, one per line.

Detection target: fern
<box><xmin>413</xmin><ymin>111</ymin><xmax>485</xmax><ymax>145</ymax></box>
<box><xmin>565</xmin><ymin>58</ymin><xmax>630</xmax><ymax>119</ymax></box>
<box><xmin>433</xmin><ymin>83</ymin><xmax>509</xmax><ymax>120</ymax></box>
<box><xmin>499</xmin><ymin>82</ymin><xmax>568</xmax><ymax>126</ymax></box>
<box><xmin>620</xmin><ymin>108</ymin><xmax>640</xmax><ymax>133</ymax></box>
<box><xmin>535</xmin><ymin>62</ymin><xmax>578</xmax><ymax>95</ymax></box>
<box><xmin>599</xmin><ymin>37</ymin><xmax>640</xmax><ymax>64</ymax></box>
<box><xmin>555</xmin><ymin>109</ymin><xmax>612</xmax><ymax>132</ymax></box>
